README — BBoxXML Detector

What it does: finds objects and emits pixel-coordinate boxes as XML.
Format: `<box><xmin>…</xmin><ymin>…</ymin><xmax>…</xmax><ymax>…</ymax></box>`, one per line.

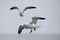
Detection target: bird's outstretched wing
<box><xmin>23</xmin><ymin>6</ymin><xmax>36</xmax><ymax>13</ymax></box>
<box><xmin>19</xmin><ymin>6</ymin><xmax>36</xmax><ymax>17</ymax></box>
<box><xmin>20</xmin><ymin>6</ymin><xmax>36</xmax><ymax>17</ymax></box>
<box><xmin>18</xmin><ymin>25</ymin><xmax>24</xmax><ymax>34</ymax></box>
<box><xmin>10</xmin><ymin>6</ymin><xmax>20</xmax><ymax>12</ymax></box>
<box><xmin>30</xmin><ymin>16</ymin><xmax>46</xmax><ymax>24</ymax></box>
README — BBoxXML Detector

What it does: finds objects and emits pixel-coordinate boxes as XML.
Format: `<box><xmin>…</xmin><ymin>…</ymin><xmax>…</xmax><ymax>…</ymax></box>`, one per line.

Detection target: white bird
<box><xmin>10</xmin><ymin>6</ymin><xmax>36</xmax><ymax>17</ymax></box>
<box><xmin>18</xmin><ymin>16</ymin><xmax>46</xmax><ymax>34</ymax></box>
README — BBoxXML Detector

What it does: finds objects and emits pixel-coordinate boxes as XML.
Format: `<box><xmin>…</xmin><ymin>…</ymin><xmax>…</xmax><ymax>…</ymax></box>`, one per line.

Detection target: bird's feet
<box><xmin>30</xmin><ymin>29</ymin><xmax>32</xmax><ymax>33</ymax></box>
<box><xmin>34</xmin><ymin>28</ymin><xmax>36</xmax><ymax>31</ymax></box>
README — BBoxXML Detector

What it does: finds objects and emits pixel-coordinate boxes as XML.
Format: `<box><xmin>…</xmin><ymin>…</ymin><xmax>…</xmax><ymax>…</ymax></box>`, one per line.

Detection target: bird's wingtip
<box><xmin>10</xmin><ymin>7</ymin><xmax>14</xmax><ymax>10</ymax></box>
<box><xmin>10</xmin><ymin>6</ymin><xmax>18</xmax><ymax>10</ymax></box>
<box><xmin>38</xmin><ymin>17</ymin><xmax>46</xmax><ymax>20</ymax></box>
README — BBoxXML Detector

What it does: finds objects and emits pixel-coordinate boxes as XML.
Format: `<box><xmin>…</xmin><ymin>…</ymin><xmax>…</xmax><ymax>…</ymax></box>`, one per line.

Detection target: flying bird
<box><xmin>18</xmin><ymin>16</ymin><xmax>46</xmax><ymax>34</ymax></box>
<box><xmin>10</xmin><ymin>6</ymin><xmax>36</xmax><ymax>17</ymax></box>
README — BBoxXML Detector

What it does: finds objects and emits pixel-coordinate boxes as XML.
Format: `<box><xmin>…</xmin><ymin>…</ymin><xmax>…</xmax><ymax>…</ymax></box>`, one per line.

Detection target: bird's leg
<box><xmin>34</xmin><ymin>28</ymin><xmax>36</xmax><ymax>31</ymax></box>
<box><xmin>30</xmin><ymin>29</ymin><xmax>32</xmax><ymax>33</ymax></box>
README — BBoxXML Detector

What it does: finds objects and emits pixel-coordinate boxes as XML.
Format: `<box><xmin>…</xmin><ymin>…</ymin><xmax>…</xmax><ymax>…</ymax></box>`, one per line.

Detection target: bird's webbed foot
<box><xmin>30</xmin><ymin>29</ymin><xmax>32</xmax><ymax>33</ymax></box>
<box><xmin>34</xmin><ymin>28</ymin><xmax>36</xmax><ymax>31</ymax></box>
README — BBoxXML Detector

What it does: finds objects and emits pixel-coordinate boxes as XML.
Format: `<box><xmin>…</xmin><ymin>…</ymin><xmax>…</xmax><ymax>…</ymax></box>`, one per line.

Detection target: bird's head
<box><xmin>20</xmin><ymin>13</ymin><xmax>23</xmax><ymax>17</ymax></box>
<box><xmin>20</xmin><ymin>25</ymin><xmax>24</xmax><ymax>29</ymax></box>
<box><xmin>20</xmin><ymin>25</ymin><xmax>23</xmax><ymax>27</ymax></box>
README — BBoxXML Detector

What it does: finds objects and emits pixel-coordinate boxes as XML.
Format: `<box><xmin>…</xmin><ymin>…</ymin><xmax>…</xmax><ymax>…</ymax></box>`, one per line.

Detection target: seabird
<box><xmin>18</xmin><ymin>16</ymin><xmax>46</xmax><ymax>34</ymax></box>
<box><xmin>10</xmin><ymin>6</ymin><xmax>36</xmax><ymax>17</ymax></box>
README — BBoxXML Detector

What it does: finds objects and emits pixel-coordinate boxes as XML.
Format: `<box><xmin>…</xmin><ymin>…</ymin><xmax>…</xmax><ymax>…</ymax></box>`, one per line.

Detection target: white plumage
<box><xmin>18</xmin><ymin>16</ymin><xmax>46</xmax><ymax>34</ymax></box>
<box><xmin>10</xmin><ymin>6</ymin><xmax>46</xmax><ymax>34</ymax></box>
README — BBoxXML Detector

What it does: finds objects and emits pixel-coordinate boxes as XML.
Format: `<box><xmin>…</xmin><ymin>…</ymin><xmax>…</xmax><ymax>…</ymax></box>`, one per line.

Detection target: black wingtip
<box><xmin>10</xmin><ymin>8</ymin><xmax>13</xmax><ymax>10</ymax></box>
<box><xmin>40</xmin><ymin>17</ymin><xmax>46</xmax><ymax>20</ymax></box>
<box><xmin>10</xmin><ymin>6</ymin><xmax>18</xmax><ymax>10</ymax></box>
<box><xmin>37</xmin><ymin>17</ymin><xmax>46</xmax><ymax>20</ymax></box>
<box><xmin>18</xmin><ymin>31</ymin><xmax>20</xmax><ymax>34</ymax></box>
<box><xmin>18</xmin><ymin>25</ymin><xmax>24</xmax><ymax>34</ymax></box>
<box><xmin>29</xmin><ymin>6</ymin><xmax>36</xmax><ymax>8</ymax></box>
<box><xmin>18</xmin><ymin>29</ymin><xmax>22</xmax><ymax>34</ymax></box>
<box><xmin>10</xmin><ymin>7</ymin><xmax>15</xmax><ymax>10</ymax></box>
<box><xmin>25</xmin><ymin>6</ymin><xmax>37</xmax><ymax>10</ymax></box>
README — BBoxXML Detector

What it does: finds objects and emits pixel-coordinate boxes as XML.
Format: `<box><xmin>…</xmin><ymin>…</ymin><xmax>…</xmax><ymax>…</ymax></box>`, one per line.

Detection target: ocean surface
<box><xmin>0</xmin><ymin>34</ymin><xmax>60</xmax><ymax>40</ymax></box>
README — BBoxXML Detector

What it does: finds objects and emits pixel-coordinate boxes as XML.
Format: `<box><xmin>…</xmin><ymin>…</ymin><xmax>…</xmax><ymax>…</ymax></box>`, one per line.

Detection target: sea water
<box><xmin>0</xmin><ymin>34</ymin><xmax>60</xmax><ymax>40</ymax></box>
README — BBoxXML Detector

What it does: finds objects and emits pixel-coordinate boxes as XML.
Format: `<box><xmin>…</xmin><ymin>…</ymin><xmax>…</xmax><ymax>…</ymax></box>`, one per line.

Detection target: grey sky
<box><xmin>0</xmin><ymin>0</ymin><xmax>60</xmax><ymax>34</ymax></box>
